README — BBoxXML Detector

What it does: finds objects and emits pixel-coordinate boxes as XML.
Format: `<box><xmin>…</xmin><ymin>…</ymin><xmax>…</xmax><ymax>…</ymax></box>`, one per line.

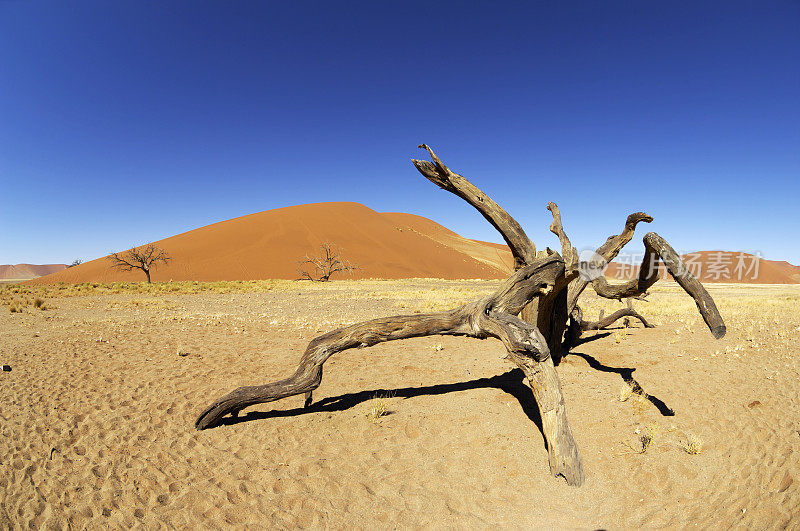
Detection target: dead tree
<box><xmin>196</xmin><ymin>144</ymin><xmax>726</xmax><ymax>487</ymax></box>
<box><xmin>297</xmin><ymin>242</ymin><xmax>360</xmax><ymax>281</ymax></box>
<box><xmin>108</xmin><ymin>244</ymin><xmax>171</xmax><ymax>283</ymax></box>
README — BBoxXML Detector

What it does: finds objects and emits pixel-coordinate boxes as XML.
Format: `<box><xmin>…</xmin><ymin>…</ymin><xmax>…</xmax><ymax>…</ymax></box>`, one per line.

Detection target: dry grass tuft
<box><xmin>366</xmin><ymin>392</ymin><xmax>393</xmax><ymax>423</ymax></box>
<box><xmin>625</xmin><ymin>423</ymin><xmax>659</xmax><ymax>454</ymax></box>
<box><xmin>680</xmin><ymin>433</ymin><xmax>703</xmax><ymax>455</ymax></box>
<box><xmin>619</xmin><ymin>383</ymin><xmax>633</xmax><ymax>402</ymax></box>
<box><xmin>631</xmin><ymin>392</ymin><xmax>651</xmax><ymax>414</ymax></box>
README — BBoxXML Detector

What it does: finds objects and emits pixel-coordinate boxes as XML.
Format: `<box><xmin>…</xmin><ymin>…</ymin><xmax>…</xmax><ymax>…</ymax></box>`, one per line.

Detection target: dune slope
<box><xmin>31</xmin><ymin>203</ymin><xmax>510</xmax><ymax>284</ymax></box>
<box><xmin>27</xmin><ymin>203</ymin><xmax>798</xmax><ymax>284</ymax></box>
<box><xmin>606</xmin><ymin>251</ymin><xmax>799</xmax><ymax>284</ymax></box>
<box><xmin>0</xmin><ymin>264</ymin><xmax>66</xmax><ymax>281</ymax></box>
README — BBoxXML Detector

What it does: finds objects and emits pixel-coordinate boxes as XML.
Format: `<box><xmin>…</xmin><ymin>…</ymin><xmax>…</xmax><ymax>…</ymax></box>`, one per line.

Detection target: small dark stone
<box><xmin>2</xmin><ymin>365</ymin><xmax>11</xmax><ymax>372</ymax></box>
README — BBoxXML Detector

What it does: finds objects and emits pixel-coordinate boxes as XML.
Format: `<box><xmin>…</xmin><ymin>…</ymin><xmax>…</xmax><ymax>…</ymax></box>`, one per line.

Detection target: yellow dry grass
<box><xmin>1</xmin><ymin>277</ymin><xmax>797</xmax><ymax>527</ymax></box>
<box><xmin>579</xmin><ymin>282</ymin><xmax>800</xmax><ymax>363</ymax></box>
<box><xmin>366</xmin><ymin>392</ymin><xmax>394</xmax><ymax>423</ymax></box>
<box><xmin>680</xmin><ymin>433</ymin><xmax>703</xmax><ymax>455</ymax></box>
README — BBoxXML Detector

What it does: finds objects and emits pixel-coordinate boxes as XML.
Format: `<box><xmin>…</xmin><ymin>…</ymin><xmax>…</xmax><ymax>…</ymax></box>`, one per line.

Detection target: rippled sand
<box><xmin>1</xmin><ymin>281</ymin><xmax>798</xmax><ymax>528</ymax></box>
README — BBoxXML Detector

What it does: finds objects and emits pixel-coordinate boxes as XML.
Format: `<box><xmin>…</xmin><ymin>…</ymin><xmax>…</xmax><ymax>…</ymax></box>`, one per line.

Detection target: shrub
<box><xmin>680</xmin><ymin>433</ymin><xmax>703</xmax><ymax>455</ymax></box>
<box><xmin>366</xmin><ymin>392</ymin><xmax>393</xmax><ymax>422</ymax></box>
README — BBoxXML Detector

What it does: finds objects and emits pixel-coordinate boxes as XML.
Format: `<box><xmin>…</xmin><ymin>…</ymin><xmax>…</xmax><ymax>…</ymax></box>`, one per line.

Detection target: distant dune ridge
<box><xmin>25</xmin><ymin>202</ymin><xmax>799</xmax><ymax>284</ymax></box>
<box><xmin>29</xmin><ymin>202</ymin><xmax>513</xmax><ymax>284</ymax></box>
<box><xmin>0</xmin><ymin>263</ymin><xmax>66</xmax><ymax>281</ymax></box>
<box><xmin>605</xmin><ymin>250</ymin><xmax>800</xmax><ymax>284</ymax></box>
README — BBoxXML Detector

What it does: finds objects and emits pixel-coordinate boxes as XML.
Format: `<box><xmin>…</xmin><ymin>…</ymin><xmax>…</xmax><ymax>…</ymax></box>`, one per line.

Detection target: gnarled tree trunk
<box><xmin>196</xmin><ymin>144</ymin><xmax>726</xmax><ymax>487</ymax></box>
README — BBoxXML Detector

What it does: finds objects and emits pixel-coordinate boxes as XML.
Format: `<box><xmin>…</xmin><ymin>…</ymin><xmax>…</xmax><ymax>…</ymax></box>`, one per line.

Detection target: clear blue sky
<box><xmin>2</xmin><ymin>1</ymin><xmax>798</xmax><ymax>265</ymax></box>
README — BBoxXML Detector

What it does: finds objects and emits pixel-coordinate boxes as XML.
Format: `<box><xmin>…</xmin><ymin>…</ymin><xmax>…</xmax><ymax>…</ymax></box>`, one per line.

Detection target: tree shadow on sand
<box><xmin>215</xmin><ymin>368</ymin><xmax>546</xmax><ymax>438</ymax></box>
<box><xmin>212</xmin><ymin>338</ymin><xmax>674</xmax><ymax>436</ymax></box>
<box><xmin>568</xmin><ymin>349</ymin><xmax>675</xmax><ymax>416</ymax></box>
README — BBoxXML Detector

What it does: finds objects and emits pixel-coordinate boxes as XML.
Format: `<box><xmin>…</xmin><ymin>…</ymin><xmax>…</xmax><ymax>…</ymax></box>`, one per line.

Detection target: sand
<box><xmin>27</xmin><ymin>203</ymin><xmax>798</xmax><ymax>286</ymax></box>
<box><xmin>0</xmin><ymin>265</ymin><xmax>66</xmax><ymax>282</ymax></box>
<box><xmin>605</xmin><ymin>251</ymin><xmax>800</xmax><ymax>284</ymax></box>
<box><xmin>1</xmin><ymin>280</ymin><xmax>798</xmax><ymax>528</ymax></box>
<box><xmin>29</xmin><ymin>203</ymin><xmax>512</xmax><ymax>285</ymax></box>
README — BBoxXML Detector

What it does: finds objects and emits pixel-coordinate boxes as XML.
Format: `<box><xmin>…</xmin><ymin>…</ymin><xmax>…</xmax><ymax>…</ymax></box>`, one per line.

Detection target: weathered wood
<box><xmin>546</xmin><ymin>202</ymin><xmax>577</xmax><ymax>269</ymax></box>
<box><xmin>197</xmin><ymin>144</ymin><xmax>728</xmax><ymax>489</ymax></box>
<box><xmin>196</xmin><ymin>255</ymin><xmax>587</xmax><ymax>485</ymax></box>
<box><xmin>567</xmin><ymin>212</ymin><xmax>653</xmax><ymax>312</ymax></box>
<box><xmin>577</xmin><ymin>307</ymin><xmax>654</xmax><ymax>331</ymax></box>
<box><xmin>508</xmin><ymin>353</ymin><xmax>584</xmax><ymax>486</ymax></box>
<box><xmin>197</xmin><ymin>257</ymin><xmax>563</xmax><ymax>422</ymax></box>
<box><xmin>196</xmin><ymin>311</ymin><xmax>470</xmax><ymax>430</ymax></box>
<box><xmin>523</xmin><ymin>283</ymin><xmax>570</xmax><ymax>365</ymax></box>
<box><xmin>412</xmin><ymin>144</ymin><xmax>536</xmax><ymax>270</ymax></box>
<box><xmin>592</xmin><ymin>233</ymin><xmax>725</xmax><ymax>338</ymax></box>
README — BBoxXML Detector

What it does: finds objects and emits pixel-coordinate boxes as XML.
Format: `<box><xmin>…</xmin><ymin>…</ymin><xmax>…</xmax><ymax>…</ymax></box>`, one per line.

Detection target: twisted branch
<box><xmin>590</xmin><ymin>232</ymin><xmax>725</xmax><ymax>338</ymax></box>
<box><xmin>577</xmin><ymin>307</ymin><xmax>654</xmax><ymax>331</ymax></box>
<box><xmin>196</xmin><ymin>254</ymin><xmax>585</xmax><ymax>485</ymax></box>
<box><xmin>196</xmin><ymin>255</ymin><xmax>563</xmax><ymax>430</ymax></box>
<box><xmin>567</xmin><ymin>212</ymin><xmax>653</xmax><ymax>312</ymax></box>
<box><xmin>412</xmin><ymin>144</ymin><xmax>536</xmax><ymax>269</ymax></box>
<box><xmin>546</xmin><ymin>202</ymin><xmax>577</xmax><ymax>270</ymax></box>
<box><xmin>195</xmin><ymin>144</ymin><xmax>727</xmax><ymax>490</ymax></box>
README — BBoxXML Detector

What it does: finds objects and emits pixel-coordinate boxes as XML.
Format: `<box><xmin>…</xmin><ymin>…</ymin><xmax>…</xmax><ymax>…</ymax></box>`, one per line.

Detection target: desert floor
<box><xmin>1</xmin><ymin>280</ymin><xmax>798</xmax><ymax>528</ymax></box>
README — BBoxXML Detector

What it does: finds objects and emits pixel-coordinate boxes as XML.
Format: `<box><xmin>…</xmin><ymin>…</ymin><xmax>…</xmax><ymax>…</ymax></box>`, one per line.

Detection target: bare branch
<box><xmin>547</xmin><ymin>202</ymin><xmax>577</xmax><ymax>269</ymax></box>
<box><xmin>589</xmin><ymin>232</ymin><xmax>725</xmax><ymax>338</ymax></box>
<box><xmin>197</xmin><ymin>255</ymin><xmax>563</xmax><ymax>430</ymax></box>
<box><xmin>412</xmin><ymin>144</ymin><xmax>536</xmax><ymax>269</ymax></box>
<box><xmin>567</xmin><ymin>211</ymin><xmax>653</xmax><ymax>312</ymax></box>
<box><xmin>508</xmin><ymin>354</ymin><xmax>584</xmax><ymax>485</ymax></box>
<box><xmin>577</xmin><ymin>307</ymin><xmax>654</xmax><ymax>331</ymax></box>
<box><xmin>108</xmin><ymin>253</ymin><xmax>139</xmax><ymax>271</ymax></box>
<box><xmin>196</xmin><ymin>254</ymin><xmax>585</xmax><ymax>485</ymax></box>
<box><xmin>596</xmin><ymin>212</ymin><xmax>654</xmax><ymax>262</ymax></box>
<box><xmin>194</xmin><ymin>144</ymin><xmax>728</xmax><ymax>490</ymax></box>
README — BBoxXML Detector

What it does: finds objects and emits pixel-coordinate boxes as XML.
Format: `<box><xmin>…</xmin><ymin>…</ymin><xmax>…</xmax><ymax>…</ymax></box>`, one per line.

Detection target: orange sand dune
<box><xmin>28</xmin><ymin>203</ymin><xmax>798</xmax><ymax>284</ymax></box>
<box><xmin>381</xmin><ymin>212</ymin><xmax>514</xmax><ymax>274</ymax></box>
<box><xmin>30</xmin><ymin>202</ymin><xmax>510</xmax><ymax>284</ymax></box>
<box><xmin>0</xmin><ymin>263</ymin><xmax>66</xmax><ymax>280</ymax></box>
<box><xmin>605</xmin><ymin>251</ymin><xmax>799</xmax><ymax>284</ymax></box>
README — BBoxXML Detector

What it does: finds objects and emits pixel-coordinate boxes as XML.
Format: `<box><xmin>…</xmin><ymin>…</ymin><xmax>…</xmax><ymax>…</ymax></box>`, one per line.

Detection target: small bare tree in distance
<box><xmin>297</xmin><ymin>242</ymin><xmax>360</xmax><ymax>281</ymax></box>
<box><xmin>108</xmin><ymin>244</ymin><xmax>171</xmax><ymax>283</ymax></box>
